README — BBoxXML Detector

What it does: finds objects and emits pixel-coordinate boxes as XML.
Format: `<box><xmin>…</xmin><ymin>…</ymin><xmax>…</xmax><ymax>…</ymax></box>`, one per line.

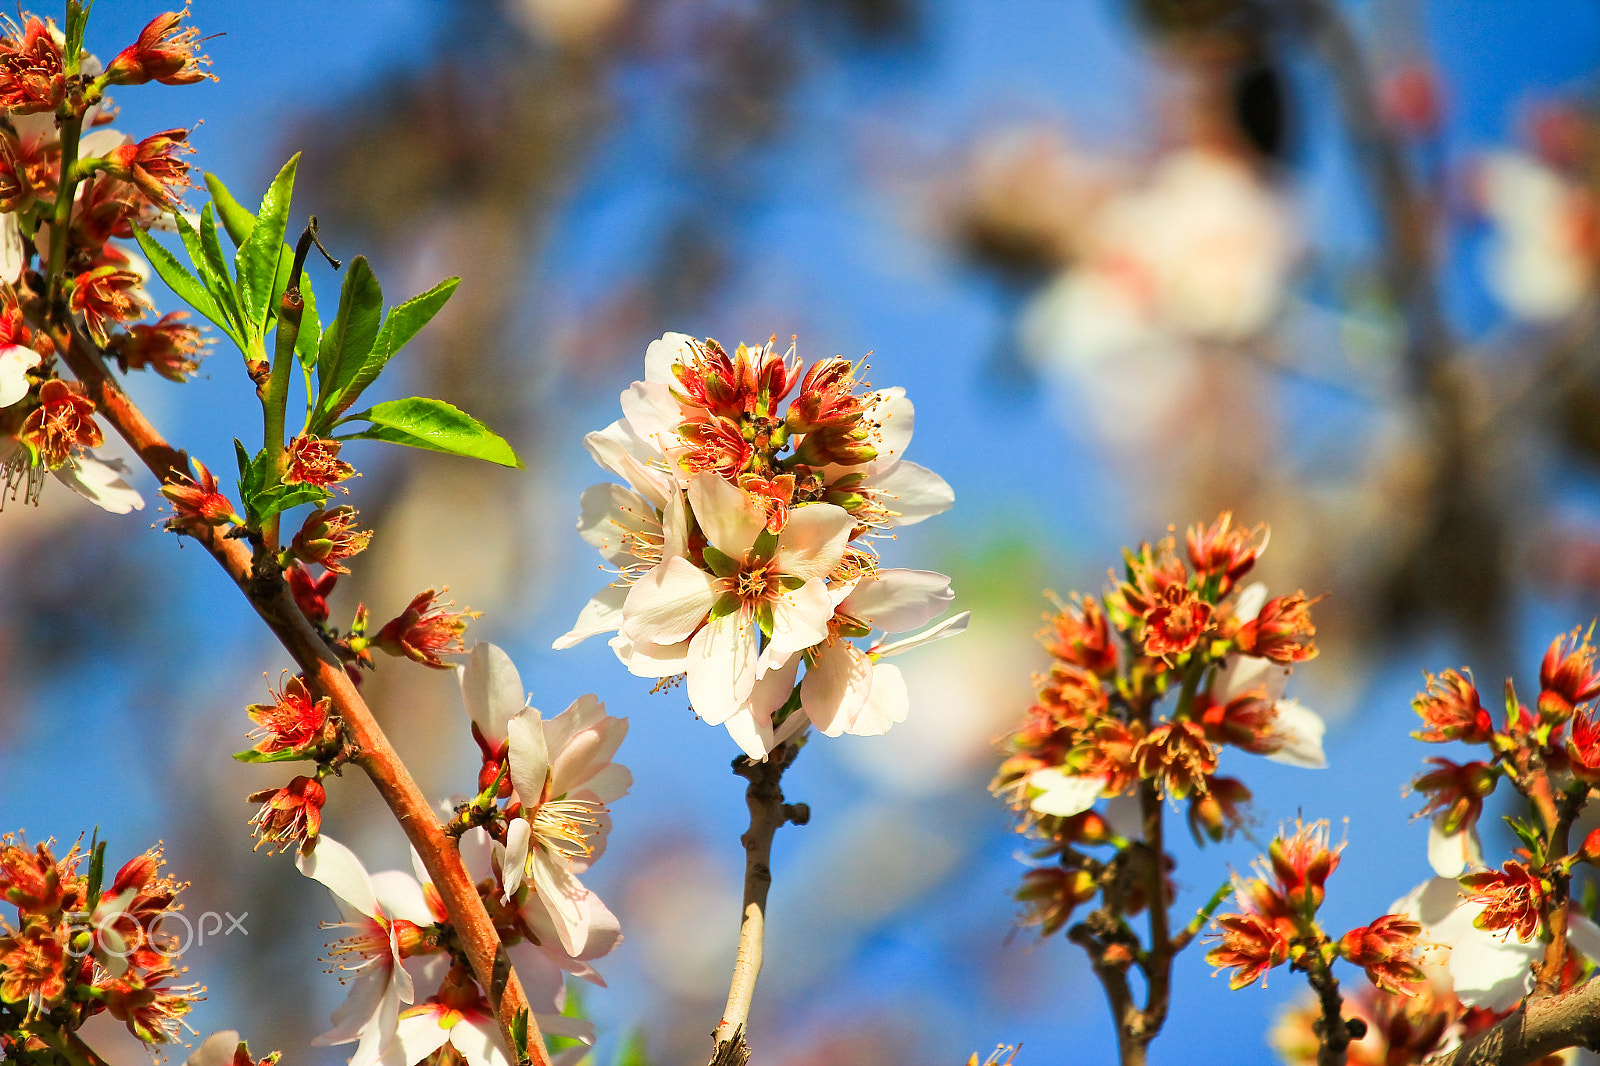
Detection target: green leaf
<box><xmin>511</xmin><ymin>1010</ymin><xmax>529</xmax><ymax>1062</ymax></box>
<box><xmin>336</xmin><ymin>276</ymin><xmax>458</xmax><ymax>414</ymax></box>
<box><xmin>296</xmin><ymin>279</ymin><xmax>323</xmax><ymax>372</ymax></box>
<box><xmin>199</xmin><ymin>204</ymin><xmax>236</xmax><ymax>303</ymax></box>
<box><xmin>175</xmin><ymin>211</ymin><xmax>243</xmax><ymax>340</ymax></box>
<box><xmin>236</xmin><ymin>154</ymin><xmax>299</xmax><ymax>334</ymax></box>
<box><xmin>615</xmin><ymin>1031</ymin><xmax>651</xmax><ymax>1066</ymax></box>
<box><xmin>234</xmin><ymin>443</ymin><xmax>328</xmax><ymax>526</ymax></box>
<box><xmin>64</xmin><ymin>0</ymin><xmax>94</xmax><ymax>68</ymax></box>
<box><xmin>84</xmin><ymin>835</ymin><xmax>106</xmax><ymax>913</ymax></box>
<box><xmin>702</xmin><ymin>544</ymin><xmax>739</xmax><ymax>579</ymax></box>
<box><xmin>312</xmin><ymin>257</ymin><xmax>383</xmax><ymax>424</ymax></box>
<box><xmin>342</xmin><ymin>398</ymin><xmax>521</xmax><ymax>467</ymax></box>
<box><xmin>232</xmin><ymin>747</ymin><xmax>314</xmax><ymax>765</ymax></box>
<box><xmin>204</xmin><ymin>172</ymin><xmax>256</xmax><ymax>247</ymax></box>
<box><xmin>1504</xmin><ymin>816</ymin><xmax>1544</xmax><ymax>863</ymax></box>
<box><xmin>132</xmin><ymin>226</ymin><xmax>238</xmax><ymax>347</ymax></box>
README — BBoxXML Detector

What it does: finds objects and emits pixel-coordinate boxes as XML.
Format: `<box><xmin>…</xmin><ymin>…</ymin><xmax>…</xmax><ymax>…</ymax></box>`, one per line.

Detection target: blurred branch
<box><xmin>1426</xmin><ymin>976</ymin><xmax>1600</xmax><ymax>1066</ymax></box>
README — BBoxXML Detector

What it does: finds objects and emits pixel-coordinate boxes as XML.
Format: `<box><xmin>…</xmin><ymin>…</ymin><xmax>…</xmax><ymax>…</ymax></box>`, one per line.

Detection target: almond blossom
<box><xmin>457</xmin><ymin>643</ymin><xmax>630</xmax><ymax>957</ymax></box>
<box><xmin>297</xmin><ymin>837</ymin><xmax>439</xmax><ymax>1066</ymax></box>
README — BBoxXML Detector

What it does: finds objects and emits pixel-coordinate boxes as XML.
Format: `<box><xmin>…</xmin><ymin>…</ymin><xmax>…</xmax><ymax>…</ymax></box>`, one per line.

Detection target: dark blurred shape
<box><xmin>1131</xmin><ymin>0</ymin><xmax>1255</xmax><ymax>37</ymax></box>
<box><xmin>1232</xmin><ymin>58</ymin><xmax>1290</xmax><ymax>161</ymax></box>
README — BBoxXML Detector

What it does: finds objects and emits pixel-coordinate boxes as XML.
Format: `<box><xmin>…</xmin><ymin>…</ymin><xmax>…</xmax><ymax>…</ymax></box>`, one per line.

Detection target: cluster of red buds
<box><xmin>1207</xmin><ymin>822</ymin><xmax>1425</xmax><ymax>998</ymax></box>
<box><xmin>992</xmin><ymin>514</ymin><xmax>1325</xmax><ymax>938</ymax></box>
<box><xmin>0</xmin><ymin>8</ymin><xmax>211</xmax><ymax>509</ymax></box>
<box><xmin>0</xmin><ymin>835</ymin><xmax>209</xmax><ymax>1050</ymax></box>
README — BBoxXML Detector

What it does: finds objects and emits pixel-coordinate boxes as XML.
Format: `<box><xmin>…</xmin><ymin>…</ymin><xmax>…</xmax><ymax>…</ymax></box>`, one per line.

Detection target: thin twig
<box><xmin>44</xmin><ymin>319</ymin><xmax>551</xmax><ymax>1066</ymax></box>
<box><xmin>709</xmin><ymin>741</ymin><xmax>809</xmax><ymax>1063</ymax></box>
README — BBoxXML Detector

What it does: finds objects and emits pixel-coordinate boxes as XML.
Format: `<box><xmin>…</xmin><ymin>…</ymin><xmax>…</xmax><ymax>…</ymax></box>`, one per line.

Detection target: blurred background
<box><xmin>6</xmin><ymin>0</ymin><xmax>1600</xmax><ymax>1062</ymax></box>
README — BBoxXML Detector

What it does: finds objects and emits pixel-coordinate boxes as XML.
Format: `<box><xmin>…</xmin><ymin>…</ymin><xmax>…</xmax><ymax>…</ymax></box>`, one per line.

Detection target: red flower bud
<box><xmin>1412</xmin><ymin>669</ymin><xmax>1492</xmax><ymax>744</ymax></box>
<box><xmin>247</xmin><ymin>776</ymin><xmax>326</xmax><ymax>855</ymax></box>
<box><xmin>106</xmin><ymin>8</ymin><xmax>214</xmax><ymax>87</ymax></box>
<box><xmin>373</xmin><ymin>589</ymin><xmax>478</xmax><ymax>669</ymax></box>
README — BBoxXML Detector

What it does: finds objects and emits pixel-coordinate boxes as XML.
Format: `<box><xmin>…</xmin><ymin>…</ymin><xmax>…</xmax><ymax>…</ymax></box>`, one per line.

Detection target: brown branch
<box><xmin>1426</xmin><ymin>977</ymin><xmax>1600</xmax><ymax>1066</ymax></box>
<box><xmin>1534</xmin><ymin>785</ymin><xmax>1589</xmax><ymax>997</ymax></box>
<box><xmin>1069</xmin><ymin>919</ymin><xmax>1145</xmax><ymax>1066</ymax></box>
<box><xmin>48</xmin><ymin>324</ymin><xmax>551</xmax><ymax>1066</ymax></box>
<box><xmin>708</xmin><ymin>741</ymin><xmax>809</xmax><ymax>1064</ymax></box>
<box><xmin>1306</xmin><ymin>959</ymin><xmax>1357</xmax><ymax>1066</ymax></box>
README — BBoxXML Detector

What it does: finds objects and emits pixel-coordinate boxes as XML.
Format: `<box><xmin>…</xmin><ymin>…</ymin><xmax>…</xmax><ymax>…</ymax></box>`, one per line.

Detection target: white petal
<box><xmin>451</xmin><ymin>1016</ymin><xmax>512</xmax><ymax>1066</ymax></box>
<box><xmin>54</xmin><ymin>453</ymin><xmax>144</xmax><ymax>514</ymax></box>
<box><xmin>840</xmin><ymin>569</ymin><xmax>954</xmax><ymax>634</ymax></box>
<box><xmin>872</xmin><ymin>611</ymin><xmax>970</xmax><ymax>657</ymax></box>
<box><xmin>687</xmin><ymin>471</ymin><xmax>766</xmax><ymax>558</ymax></box>
<box><xmin>390</xmin><ymin>1012</ymin><xmax>452</xmax><ymax>1066</ymax></box>
<box><xmin>686</xmin><ymin>611</ymin><xmax>758</xmax><ymax>724</ymax></box>
<box><xmin>772</xmin><ymin>503</ymin><xmax>853</xmax><ymax>583</ymax></box>
<box><xmin>315</xmin><ymin>968</ymin><xmax>388</xmax><ymax>1047</ymax></box>
<box><xmin>608</xmin><ymin>632</ymin><xmax>690</xmax><ymax>677</ymax></box>
<box><xmin>620</xmin><ymin>380</ymin><xmax>683</xmax><ymax>457</ymax></box>
<box><xmin>298</xmin><ymin>836</ymin><xmax>378</xmax><ymax>918</ymax></box>
<box><xmin>764</xmin><ymin>577</ymin><xmax>834</xmax><ymax>664</ymax></box>
<box><xmin>553</xmin><ymin>582</ymin><xmax>628</xmax><ymax>650</ymax></box>
<box><xmin>620</xmin><ymin>556</ymin><xmax>717</xmax><ymax>646</ymax></box>
<box><xmin>1568</xmin><ymin>914</ymin><xmax>1600</xmax><ymax>963</ymax></box>
<box><xmin>800</xmin><ymin>642</ymin><xmax>872</xmax><ymax>736</ymax></box>
<box><xmin>1448</xmin><ymin>927</ymin><xmax>1539</xmax><ymax>1011</ymax></box>
<box><xmin>845</xmin><ymin>661</ymin><xmax>910</xmax><ymax>736</ymax></box>
<box><xmin>506</xmin><ymin>708</ymin><xmax>551</xmax><ymax>806</ymax></box>
<box><xmin>869</xmin><ymin>459</ymin><xmax>953</xmax><ymax>526</ymax></box>
<box><xmin>79</xmin><ymin>128</ymin><xmax>130</xmax><ymax>158</ymax></box>
<box><xmin>577</xmin><ymin>483</ymin><xmax>659</xmax><ymax>566</ymax></box>
<box><xmin>1234</xmin><ymin>582</ymin><xmax>1268</xmax><ymax>622</ymax></box>
<box><xmin>1428</xmin><ymin>819</ymin><xmax>1473</xmax><ymax>879</ymax></box>
<box><xmin>869</xmin><ymin>388</ymin><xmax>913</xmax><ymax>466</ymax></box>
<box><xmin>1264</xmin><ymin>699</ymin><xmax>1326</xmax><ymax>769</ymax></box>
<box><xmin>644</xmin><ymin>331</ymin><xmax>697</xmax><ymax>384</ymax></box>
<box><xmin>0</xmin><ymin>343</ymin><xmax>41</xmax><ymax>408</ymax></box>
<box><xmin>370</xmin><ymin>870</ymin><xmax>433</xmax><ymax>928</ymax></box>
<box><xmin>1213</xmin><ymin>652</ymin><xmax>1291</xmax><ymax>704</ymax></box>
<box><xmin>0</xmin><ymin>213</ymin><xmax>23</xmax><ymax>284</ymax></box>
<box><xmin>723</xmin><ymin>709</ymin><xmax>776</xmax><ymax>761</ymax></box>
<box><xmin>186</xmin><ymin>1032</ymin><xmax>241</xmax><ymax>1066</ymax></box>
<box><xmin>500</xmin><ymin>817</ymin><xmax>531</xmax><ymax>901</ymax></box>
<box><xmin>583</xmin><ymin>419</ymin><xmax>672</xmax><ymax>508</ymax></box>
<box><xmin>1104</xmin><ymin>793</ymin><xmax>1143</xmax><ymax>840</ymax></box>
<box><xmin>1027</xmin><ymin>769</ymin><xmax>1106</xmax><ymax>817</ymax></box>
<box><xmin>460</xmin><ymin>643</ymin><xmax>527</xmax><ymax>743</ymax></box>
<box><xmin>529</xmin><ymin>853</ymin><xmax>590</xmax><ymax>956</ymax></box>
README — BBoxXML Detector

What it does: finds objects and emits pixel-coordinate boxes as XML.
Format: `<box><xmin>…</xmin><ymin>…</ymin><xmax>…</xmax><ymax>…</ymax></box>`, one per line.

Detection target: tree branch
<box><xmin>1426</xmin><ymin>977</ymin><xmax>1600</xmax><ymax>1066</ymax></box>
<box><xmin>709</xmin><ymin>741</ymin><xmax>808</xmax><ymax>1064</ymax></box>
<box><xmin>46</xmin><ymin>322</ymin><xmax>551</xmax><ymax>1066</ymax></box>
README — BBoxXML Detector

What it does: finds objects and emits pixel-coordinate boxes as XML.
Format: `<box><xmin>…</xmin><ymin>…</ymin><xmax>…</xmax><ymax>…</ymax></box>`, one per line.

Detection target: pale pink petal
<box><xmin>772</xmin><ymin>503</ymin><xmax>853</xmax><ymax>583</ymax></box>
<box><xmin>0</xmin><ymin>213</ymin><xmax>23</xmax><ymax>284</ymax></box>
<box><xmin>0</xmin><ymin>343</ymin><xmax>40</xmax><ymax>408</ymax></box>
<box><xmin>846</xmin><ymin>661</ymin><xmax>910</xmax><ymax>735</ymax></box>
<box><xmin>577</xmin><ymin>483</ymin><xmax>658</xmax><ymax>565</ymax></box>
<box><xmin>528</xmin><ymin>852</ymin><xmax>590</xmax><ymax>956</ymax></box>
<box><xmin>620</xmin><ymin>379</ymin><xmax>683</xmax><ymax>454</ymax></box>
<box><xmin>840</xmin><ymin>569</ymin><xmax>954</xmax><ymax>634</ymax></box>
<box><xmin>583</xmin><ymin>420</ymin><xmax>672</xmax><ymax>508</ymax></box>
<box><xmin>390</xmin><ymin>1011</ymin><xmax>452</xmax><ymax>1066</ymax></box>
<box><xmin>55</xmin><ymin>453</ymin><xmax>144</xmax><ymax>514</ymax></box>
<box><xmin>772</xmin><ymin>708</ymin><xmax>811</xmax><ymax>747</ymax></box>
<box><xmin>1427</xmin><ymin>818</ymin><xmax>1481</xmax><ymax>878</ymax></box>
<box><xmin>1027</xmin><ymin>769</ymin><xmax>1107</xmax><ymax>817</ymax></box>
<box><xmin>499</xmin><ymin>817</ymin><xmax>531</xmax><ymax>901</ymax></box>
<box><xmin>687</xmin><ymin>611</ymin><xmax>758</xmax><ymax>723</ymax></box>
<box><xmin>552</xmin><ymin>582</ymin><xmax>627</xmax><ymax>650</ymax></box>
<box><xmin>1213</xmin><ymin>651</ymin><xmax>1292</xmax><ymax>704</ymax></box>
<box><xmin>185</xmin><ymin>1032</ymin><xmax>241</xmax><ymax>1066</ymax></box>
<box><xmin>1568</xmin><ymin>914</ymin><xmax>1600</xmax><ymax>963</ymax></box>
<box><xmin>581</xmin><ymin>764</ymin><xmax>632</xmax><ymax>804</ymax></box>
<box><xmin>723</xmin><ymin>710</ymin><xmax>775</xmax><ymax>760</ymax></box>
<box><xmin>457</xmin><ymin>828</ymin><xmax>495</xmax><ymax>883</ymax></box>
<box><xmin>801</xmin><ymin>642</ymin><xmax>872</xmax><ymax>737</ymax></box>
<box><xmin>505</xmin><ymin>708</ymin><xmax>552</xmax><ymax>808</ymax></box>
<box><xmin>644</xmin><ymin>331</ymin><xmax>696</xmax><ymax>384</ymax></box>
<box><xmin>620</xmin><ymin>556</ymin><xmax>717</xmax><ymax>645</ymax></box>
<box><xmin>450</xmin><ymin>1015</ymin><xmax>512</xmax><ymax>1066</ymax></box>
<box><xmin>871</xmin><ymin>611</ymin><xmax>970</xmax><ymax>658</ymax></box>
<box><xmin>869</xmin><ymin>459</ymin><xmax>953</xmax><ymax>526</ymax></box>
<box><xmin>1264</xmin><ymin>699</ymin><xmax>1326</xmax><ymax>769</ymax></box>
<box><xmin>370</xmin><ymin>871</ymin><xmax>433</xmax><ymax>928</ymax></box>
<box><xmin>869</xmin><ymin>388</ymin><xmax>913</xmax><ymax>465</ymax></box>
<box><xmin>1234</xmin><ymin>582</ymin><xmax>1268</xmax><ymax>622</ymax></box>
<box><xmin>313</xmin><ymin>967</ymin><xmax>388</xmax><ymax>1047</ymax></box>
<box><xmin>1448</xmin><ymin>928</ymin><xmax>1539</xmax><ymax>1010</ymax></box>
<box><xmin>688</xmin><ymin>471</ymin><xmax>766</xmax><ymax>558</ymax></box>
<box><xmin>609</xmin><ymin>632</ymin><xmax>690</xmax><ymax>677</ymax></box>
<box><xmin>504</xmin><ymin>941</ymin><xmax>569</xmax><ymax>1010</ymax></box>
<box><xmin>298</xmin><ymin>836</ymin><xmax>378</xmax><ymax>918</ymax></box>
<box><xmin>459</xmin><ymin>642</ymin><xmax>527</xmax><ymax>743</ymax></box>
<box><xmin>764</xmin><ymin>577</ymin><xmax>834</xmax><ymax>665</ymax></box>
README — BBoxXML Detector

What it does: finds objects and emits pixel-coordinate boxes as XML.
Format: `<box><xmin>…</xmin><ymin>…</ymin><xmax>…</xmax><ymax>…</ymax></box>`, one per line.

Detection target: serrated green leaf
<box><xmin>175</xmin><ymin>211</ymin><xmax>243</xmax><ymax>339</ymax></box>
<box><xmin>64</xmin><ymin>0</ymin><xmax>94</xmax><ymax>68</ymax></box>
<box><xmin>232</xmin><ymin>746</ymin><xmax>314</xmax><ymax>765</ymax></box>
<box><xmin>237</xmin><ymin>155</ymin><xmax>299</xmax><ymax>334</ymax></box>
<box><xmin>133</xmin><ymin>226</ymin><xmax>239</xmax><ymax>347</ymax></box>
<box><xmin>312</xmin><ymin>257</ymin><xmax>383</xmax><ymax>425</ymax></box>
<box><xmin>342</xmin><ymin>397</ymin><xmax>520</xmax><ymax>467</ymax></box>
<box><xmin>199</xmin><ymin>204</ymin><xmax>236</xmax><ymax>302</ymax></box>
<box><xmin>205</xmin><ymin>172</ymin><xmax>255</xmax><ymax>247</ymax></box>
<box><xmin>245</xmin><ymin>482</ymin><xmax>331</xmax><ymax>527</ymax></box>
<box><xmin>331</xmin><ymin>276</ymin><xmax>458</xmax><ymax>417</ymax></box>
<box><xmin>234</xmin><ymin>438</ymin><xmax>252</xmax><ymax>481</ymax></box>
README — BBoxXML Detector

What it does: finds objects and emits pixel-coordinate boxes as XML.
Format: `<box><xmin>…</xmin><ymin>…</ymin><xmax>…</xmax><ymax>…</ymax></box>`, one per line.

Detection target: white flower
<box><xmin>54</xmin><ymin>451</ymin><xmax>145</xmax><ymax>514</ymax></box>
<box><xmin>809</xmin><ymin>388</ymin><xmax>953</xmax><ymax>532</ymax></box>
<box><xmin>1025</xmin><ymin>767</ymin><xmax>1108</xmax><ymax>818</ymax></box>
<box><xmin>0</xmin><ymin>337</ymin><xmax>40</xmax><ymax>408</ymax></box>
<box><xmin>619</xmin><ymin>472</ymin><xmax>853</xmax><ymax>757</ymax></box>
<box><xmin>1479</xmin><ymin>151</ymin><xmax>1594</xmax><ymax>322</ymax></box>
<box><xmin>500</xmin><ymin>687</ymin><xmax>630</xmax><ymax>956</ymax></box>
<box><xmin>1210</xmin><ymin>582</ymin><xmax>1326</xmax><ymax>769</ymax></box>
<box><xmin>298</xmin><ymin>838</ymin><xmax>436</xmax><ymax>1066</ymax></box>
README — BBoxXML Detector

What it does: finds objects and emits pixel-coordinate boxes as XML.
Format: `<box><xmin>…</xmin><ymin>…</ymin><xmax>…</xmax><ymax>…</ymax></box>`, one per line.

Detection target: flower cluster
<box><xmin>1207</xmin><ymin>822</ymin><xmax>1425</xmax><ymax>998</ymax></box>
<box><xmin>557</xmin><ymin>332</ymin><xmax>963</xmax><ymax>758</ymax></box>
<box><xmin>0</xmin><ymin>835</ymin><xmax>209</xmax><ymax>1051</ymax></box>
<box><xmin>0</xmin><ymin>9</ymin><xmax>213</xmax><ymax>514</ymax></box>
<box><xmin>296</xmin><ymin>643</ymin><xmax>628</xmax><ymax>1066</ymax></box>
